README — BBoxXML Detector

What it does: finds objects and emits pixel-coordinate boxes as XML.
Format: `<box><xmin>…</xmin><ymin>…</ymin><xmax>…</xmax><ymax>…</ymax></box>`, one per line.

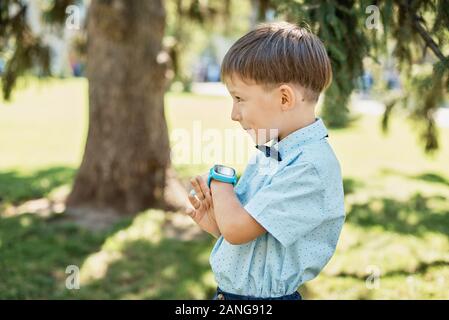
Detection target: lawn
<box><xmin>1</xmin><ymin>78</ymin><xmax>448</xmax><ymax>299</ymax></box>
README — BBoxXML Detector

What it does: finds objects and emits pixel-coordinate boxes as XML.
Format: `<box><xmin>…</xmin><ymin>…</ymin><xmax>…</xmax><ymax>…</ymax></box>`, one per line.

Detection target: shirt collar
<box><xmin>271</xmin><ymin>118</ymin><xmax>328</xmax><ymax>159</ymax></box>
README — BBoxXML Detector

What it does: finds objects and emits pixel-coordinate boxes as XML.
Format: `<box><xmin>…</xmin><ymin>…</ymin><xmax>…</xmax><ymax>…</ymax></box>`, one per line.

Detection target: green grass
<box><xmin>0</xmin><ymin>210</ymin><xmax>217</xmax><ymax>299</ymax></box>
<box><xmin>0</xmin><ymin>167</ymin><xmax>75</xmax><ymax>204</ymax></box>
<box><xmin>1</xmin><ymin>78</ymin><xmax>449</xmax><ymax>299</ymax></box>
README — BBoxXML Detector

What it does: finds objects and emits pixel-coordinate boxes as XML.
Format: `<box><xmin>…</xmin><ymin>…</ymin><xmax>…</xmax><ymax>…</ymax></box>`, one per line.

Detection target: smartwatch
<box><xmin>207</xmin><ymin>164</ymin><xmax>238</xmax><ymax>188</ymax></box>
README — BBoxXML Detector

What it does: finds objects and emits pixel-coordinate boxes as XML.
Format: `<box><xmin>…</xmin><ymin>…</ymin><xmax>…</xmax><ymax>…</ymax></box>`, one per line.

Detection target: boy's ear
<box><xmin>278</xmin><ymin>84</ymin><xmax>300</xmax><ymax>111</ymax></box>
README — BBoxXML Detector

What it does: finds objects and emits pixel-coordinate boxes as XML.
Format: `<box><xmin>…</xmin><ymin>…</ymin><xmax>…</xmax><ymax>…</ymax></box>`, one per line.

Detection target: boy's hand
<box><xmin>185</xmin><ymin>173</ymin><xmax>220</xmax><ymax>237</ymax></box>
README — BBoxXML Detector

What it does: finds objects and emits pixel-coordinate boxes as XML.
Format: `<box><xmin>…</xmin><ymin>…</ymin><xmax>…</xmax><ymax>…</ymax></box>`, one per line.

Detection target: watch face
<box><xmin>215</xmin><ymin>165</ymin><xmax>235</xmax><ymax>177</ymax></box>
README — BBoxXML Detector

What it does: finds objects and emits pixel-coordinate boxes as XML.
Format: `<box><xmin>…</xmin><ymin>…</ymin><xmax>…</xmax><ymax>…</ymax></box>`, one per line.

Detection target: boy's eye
<box><xmin>235</xmin><ymin>96</ymin><xmax>242</xmax><ymax>102</ymax></box>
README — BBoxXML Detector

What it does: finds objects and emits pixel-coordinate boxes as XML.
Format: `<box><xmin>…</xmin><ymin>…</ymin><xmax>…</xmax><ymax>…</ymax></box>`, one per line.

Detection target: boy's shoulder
<box><xmin>285</xmin><ymin>139</ymin><xmax>342</xmax><ymax>182</ymax></box>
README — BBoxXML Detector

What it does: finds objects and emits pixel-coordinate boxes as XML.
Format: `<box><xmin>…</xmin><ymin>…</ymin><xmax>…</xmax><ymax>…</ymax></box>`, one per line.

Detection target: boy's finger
<box><xmin>189</xmin><ymin>188</ymin><xmax>197</xmax><ymax>198</ymax></box>
<box><xmin>185</xmin><ymin>207</ymin><xmax>202</xmax><ymax>220</ymax></box>
<box><xmin>185</xmin><ymin>207</ymin><xmax>198</xmax><ymax>220</ymax></box>
<box><xmin>196</xmin><ymin>175</ymin><xmax>210</xmax><ymax>194</ymax></box>
<box><xmin>201</xmin><ymin>172</ymin><xmax>209</xmax><ymax>184</ymax></box>
<box><xmin>190</xmin><ymin>177</ymin><xmax>205</xmax><ymax>200</ymax></box>
<box><xmin>185</xmin><ymin>207</ymin><xmax>194</xmax><ymax>217</ymax></box>
<box><xmin>197</xmin><ymin>176</ymin><xmax>212</xmax><ymax>202</ymax></box>
<box><xmin>188</xmin><ymin>194</ymin><xmax>201</xmax><ymax>210</ymax></box>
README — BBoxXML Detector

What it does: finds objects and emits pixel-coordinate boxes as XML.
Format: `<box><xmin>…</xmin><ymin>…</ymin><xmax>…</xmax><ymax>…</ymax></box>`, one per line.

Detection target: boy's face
<box><xmin>225</xmin><ymin>75</ymin><xmax>284</xmax><ymax>145</ymax></box>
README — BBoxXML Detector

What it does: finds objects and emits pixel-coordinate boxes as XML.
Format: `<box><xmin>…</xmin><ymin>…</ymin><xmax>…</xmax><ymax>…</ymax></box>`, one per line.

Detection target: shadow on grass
<box><xmin>0</xmin><ymin>166</ymin><xmax>75</xmax><ymax>204</ymax></box>
<box><xmin>380</xmin><ymin>168</ymin><xmax>449</xmax><ymax>188</ymax></box>
<box><xmin>347</xmin><ymin>192</ymin><xmax>449</xmax><ymax>237</ymax></box>
<box><xmin>0</xmin><ymin>212</ymin><xmax>123</xmax><ymax>299</ymax></box>
<box><xmin>74</xmin><ymin>237</ymin><xmax>216</xmax><ymax>299</ymax></box>
<box><xmin>412</xmin><ymin>172</ymin><xmax>449</xmax><ymax>187</ymax></box>
<box><xmin>343</xmin><ymin>177</ymin><xmax>364</xmax><ymax>195</ymax></box>
<box><xmin>333</xmin><ymin>259</ymin><xmax>449</xmax><ymax>280</ymax></box>
<box><xmin>0</xmin><ymin>211</ymin><xmax>215</xmax><ymax>299</ymax></box>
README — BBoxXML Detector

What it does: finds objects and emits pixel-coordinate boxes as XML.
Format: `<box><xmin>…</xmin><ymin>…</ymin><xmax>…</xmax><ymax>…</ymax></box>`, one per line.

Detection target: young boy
<box><xmin>185</xmin><ymin>21</ymin><xmax>345</xmax><ymax>300</ymax></box>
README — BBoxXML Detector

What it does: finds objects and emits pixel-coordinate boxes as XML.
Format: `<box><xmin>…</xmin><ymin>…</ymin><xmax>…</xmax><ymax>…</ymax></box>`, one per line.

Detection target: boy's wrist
<box><xmin>210</xmin><ymin>179</ymin><xmax>234</xmax><ymax>193</ymax></box>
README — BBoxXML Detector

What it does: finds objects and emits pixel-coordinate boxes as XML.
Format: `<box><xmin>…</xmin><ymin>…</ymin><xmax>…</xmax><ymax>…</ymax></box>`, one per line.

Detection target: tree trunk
<box><xmin>66</xmin><ymin>0</ymin><xmax>171</xmax><ymax>216</ymax></box>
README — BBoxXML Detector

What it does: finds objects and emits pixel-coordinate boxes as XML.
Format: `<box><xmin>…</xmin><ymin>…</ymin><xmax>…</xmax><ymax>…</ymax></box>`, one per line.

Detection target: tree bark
<box><xmin>66</xmin><ymin>0</ymin><xmax>171</xmax><ymax>216</ymax></box>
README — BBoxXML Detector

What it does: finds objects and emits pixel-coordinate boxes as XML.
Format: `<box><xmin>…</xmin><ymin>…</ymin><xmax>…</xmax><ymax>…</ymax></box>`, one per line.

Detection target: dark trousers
<box><xmin>212</xmin><ymin>287</ymin><xmax>302</xmax><ymax>300</ymax></box>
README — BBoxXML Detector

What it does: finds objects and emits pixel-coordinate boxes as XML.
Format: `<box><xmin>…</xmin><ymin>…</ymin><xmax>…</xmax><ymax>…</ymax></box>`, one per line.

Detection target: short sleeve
<box><xmin>243</xmin><ymin>161</ymin><xmax>326</xmax><ymax>247</ymax></box>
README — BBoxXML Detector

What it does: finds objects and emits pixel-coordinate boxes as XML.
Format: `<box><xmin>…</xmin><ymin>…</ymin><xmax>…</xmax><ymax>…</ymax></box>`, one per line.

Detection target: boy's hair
<box><xmin>221</xmin><ymin>21</ymin><xmax>332</xmax><ymax>102</ymax></box>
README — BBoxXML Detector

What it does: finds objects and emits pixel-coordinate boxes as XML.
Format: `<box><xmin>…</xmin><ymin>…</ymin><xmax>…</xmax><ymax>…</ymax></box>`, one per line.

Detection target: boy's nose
<box><xmin>231</xmin><ymin>106</ymin><xmax>241</xmax><ymax>122</ymax></box>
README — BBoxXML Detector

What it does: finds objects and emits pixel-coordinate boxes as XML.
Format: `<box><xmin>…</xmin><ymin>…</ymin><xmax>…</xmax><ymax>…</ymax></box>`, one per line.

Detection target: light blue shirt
<box><xmin>209</xmin><ymin>118</ymin><xmax>345</xmax><ymax>297</ymax></box>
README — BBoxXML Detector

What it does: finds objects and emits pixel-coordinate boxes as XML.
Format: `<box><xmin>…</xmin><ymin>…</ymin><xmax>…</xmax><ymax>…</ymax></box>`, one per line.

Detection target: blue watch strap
<box><xmin>207</xmin><ymin>167</ymin><xmax>214</xmax><ymax>188</ymax></box>
<box><xmin>208</xmin><ymin>165</ymin><xmax>237</xmax><ymax>188</ymax></box>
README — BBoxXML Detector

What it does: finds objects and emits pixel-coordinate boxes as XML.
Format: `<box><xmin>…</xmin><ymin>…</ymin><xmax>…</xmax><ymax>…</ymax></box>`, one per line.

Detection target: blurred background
<box><xmin>0</xmin><ymin>0</ymin><xmax>448</xmax><ymax>299</ymax></box>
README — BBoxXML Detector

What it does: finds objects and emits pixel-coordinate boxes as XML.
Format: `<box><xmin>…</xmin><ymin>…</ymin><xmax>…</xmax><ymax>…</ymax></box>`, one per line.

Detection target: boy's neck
<box><xmin>278</xmin><ymin>112</ymin><xmax>316</xmax><ymax>141</ymax></box>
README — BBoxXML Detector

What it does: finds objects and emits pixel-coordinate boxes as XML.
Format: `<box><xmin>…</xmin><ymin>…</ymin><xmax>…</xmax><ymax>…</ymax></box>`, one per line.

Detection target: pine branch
<box><xmin>412</xmin><ymin>13</ymin><xmax>446</xmax><ymax>62</ymax></box>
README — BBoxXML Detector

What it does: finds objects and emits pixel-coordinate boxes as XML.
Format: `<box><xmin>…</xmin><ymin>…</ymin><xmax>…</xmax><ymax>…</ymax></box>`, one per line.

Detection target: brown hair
<box><xmin>221</xmin><ymin>21</ymin><xmax>332</xmax><ymax>101</ymax></box>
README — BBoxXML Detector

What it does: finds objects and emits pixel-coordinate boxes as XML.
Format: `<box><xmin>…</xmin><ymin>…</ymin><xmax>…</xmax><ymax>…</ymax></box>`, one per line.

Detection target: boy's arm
<box><xmin>210</xmin><ymin>180</ymin><xmax>267</xmax><ymax>245</ymax></box>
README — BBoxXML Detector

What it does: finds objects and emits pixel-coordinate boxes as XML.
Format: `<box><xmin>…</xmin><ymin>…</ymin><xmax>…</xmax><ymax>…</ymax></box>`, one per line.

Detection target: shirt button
<box><xmin>217</xmin><ymin>293</ymin><xmax>225</xmax><ymax>300</ymax></box>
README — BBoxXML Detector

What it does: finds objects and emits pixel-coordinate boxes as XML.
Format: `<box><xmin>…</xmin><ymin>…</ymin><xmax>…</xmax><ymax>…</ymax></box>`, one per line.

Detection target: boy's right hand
<box><xmin>185</xmin><ymin>173</ymin><xmax>220</xmax><ymax>237</ymax></box>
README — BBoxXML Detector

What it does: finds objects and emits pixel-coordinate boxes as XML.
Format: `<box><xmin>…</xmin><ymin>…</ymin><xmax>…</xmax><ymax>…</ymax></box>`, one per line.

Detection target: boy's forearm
<box><xmin>210</xmin><ymin>180</ymin><xmax>245</xmax><ymax>242</ymax></box>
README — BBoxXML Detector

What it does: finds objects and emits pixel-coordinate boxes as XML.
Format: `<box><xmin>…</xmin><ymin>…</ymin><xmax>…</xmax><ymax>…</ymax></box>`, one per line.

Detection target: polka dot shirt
<box><xmin>209</xmin><ymin>118</ymin><xmax>345</xmax><ymax>298</ymax></box>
